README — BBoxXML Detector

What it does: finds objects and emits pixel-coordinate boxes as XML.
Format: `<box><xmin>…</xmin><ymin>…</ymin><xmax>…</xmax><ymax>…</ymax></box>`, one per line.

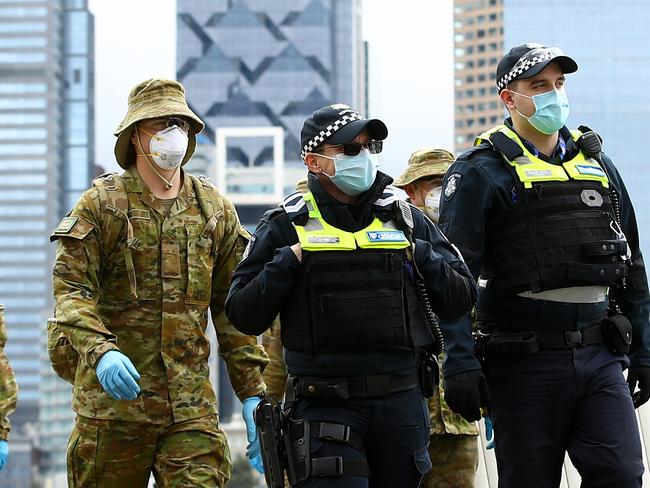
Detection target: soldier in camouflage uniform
<box><xmin>0</xmin><ymin>306</ymin><xmax>17</xmax><ymax>471</ymax></box>
<box><xmin>394</xmin><ymin>149</ymin><xmax>480</xmax><ymax>488</ymax></box>
<box><xmin>49</xmin><ymin>79</ymin><xmax>268</xmax><ymax>487</ymax></box>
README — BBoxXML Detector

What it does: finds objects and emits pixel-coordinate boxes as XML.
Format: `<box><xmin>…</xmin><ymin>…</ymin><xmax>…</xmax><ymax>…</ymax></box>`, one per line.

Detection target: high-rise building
<box><xmin>177</xmin><ymin>0</ymin><xmax>366</xmax><ymax>227</ymax></box>
<box><xmin>453</xmin><ymin>0</ymin><xmax>504</xmax><ymax>153</ymax></box>
<box><xmin>0</xmin><ymin>0</ymin><xmax>94</xmax><ymax>478</ymax></box>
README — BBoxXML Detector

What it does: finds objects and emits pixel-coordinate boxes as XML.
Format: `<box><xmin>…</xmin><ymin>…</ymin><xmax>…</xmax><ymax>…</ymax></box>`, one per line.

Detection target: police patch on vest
<box><xmin>444</xmin><ymin>173</ymin><xmax>462</xmax><ymax>200</ymax></box>
<box><xmin>366</xmin><ymin>230</ymin><xmax>407</xmax><ymax>243</ymax></box>
<box><xmin>525</xmin><ymin>169</ymin><xmax>553</xmax><ymax>178</ymax></box>
<box><xmin>308</xmin><ymin>236</ymin><xmax>340</xmax><ymax>244</ymax></box>
<box><xmin>575</xmin><ymin>165</ymin><xmax>606</xmax><ymax>177</ymax></box>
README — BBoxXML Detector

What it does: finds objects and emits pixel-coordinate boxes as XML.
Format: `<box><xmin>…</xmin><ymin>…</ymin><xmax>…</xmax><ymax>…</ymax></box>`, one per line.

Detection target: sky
<box><xmin>88</xmin><ymin>0</ymin><xmax>454</xmax><ymax>179</ymax></box>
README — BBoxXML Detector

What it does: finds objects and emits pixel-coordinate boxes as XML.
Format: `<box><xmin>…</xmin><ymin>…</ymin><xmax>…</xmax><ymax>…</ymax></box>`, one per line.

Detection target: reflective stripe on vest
<box><xmin>294</xmin><ymin>192</ymin><xmax>410</xmax><ymax>251</ymax></box>
<box><xmin>475</xmin><ymin>126</ymin><xmax>609</xmax><ymax>189</ymax></box>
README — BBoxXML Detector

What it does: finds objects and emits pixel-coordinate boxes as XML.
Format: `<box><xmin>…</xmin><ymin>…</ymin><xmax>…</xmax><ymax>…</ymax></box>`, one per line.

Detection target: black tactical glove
<box><xmin>444</xmin><ymin>369</ymin><xmax>491</xmax><ymax>422</ymax></box>
<box><xmin>627</xmin><ymin>366</ymin><xmax>650</xmax><ymax>408</ymax></box>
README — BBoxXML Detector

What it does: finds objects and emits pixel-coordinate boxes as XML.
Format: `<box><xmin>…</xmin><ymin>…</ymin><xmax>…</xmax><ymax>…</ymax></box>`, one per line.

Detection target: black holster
<box><xmin>255</xmin><ymin>397</ymin><xmax>288</xmax><ymax>488</ymax></box>
<box><xmin>602</xmin><ymin>313</ymin><xmax>633</xmax><ymax>355</ymax></box>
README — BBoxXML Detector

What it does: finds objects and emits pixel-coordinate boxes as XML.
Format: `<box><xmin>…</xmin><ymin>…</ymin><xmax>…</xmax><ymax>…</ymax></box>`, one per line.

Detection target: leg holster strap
<box><xmin>311</xmin><ymin>456</ymin><xmax>369</xmax><ymax>478</ymax></box>
<box><xmin>310</xmin><ymin>421</ymin><xmax>365</xmax><ymax>455</ymax></box>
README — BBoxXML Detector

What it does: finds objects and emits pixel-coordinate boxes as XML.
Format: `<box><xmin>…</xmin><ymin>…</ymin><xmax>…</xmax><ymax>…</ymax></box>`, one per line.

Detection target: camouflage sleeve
<box><xmin>51</xmin><ymin>189</ymin><xmax>119</xmax><ymax>368</ymax></box>
<box><xmin>211</xmin><ymin>195</ymin><xmax>268</xmax><ymax>401</ymax></box>
<box><xmin>261</xmin><ymin>318</ymin><xmax>287</xmax><ymax>401</ymax></box>
<box><xmin>0</xmin><ymin>307</ymin><xmax>17</xmax><ymax>441</ymax></box>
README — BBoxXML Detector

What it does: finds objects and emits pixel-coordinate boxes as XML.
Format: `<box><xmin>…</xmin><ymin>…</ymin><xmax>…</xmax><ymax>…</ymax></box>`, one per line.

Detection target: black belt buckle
<box><xmin>312</xmin><ymin>456</ymin><xmax>344</xmax><ymax>477</ymax></box>
<box><xmin>565</xmin><ymin>330</ymin><xmax>583</xmax><ymax>347</ymax></box>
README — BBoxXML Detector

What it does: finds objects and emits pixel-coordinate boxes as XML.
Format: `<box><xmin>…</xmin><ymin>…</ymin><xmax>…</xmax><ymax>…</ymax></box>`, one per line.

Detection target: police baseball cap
<box><xmin>496</xmin><ymin>43</ymin><xmax>578</xmax><ymax>93</ymax></box>
<box><xmin>300</xmin><ymin>104</ymin><xmax>388</xmax><ymax>159</ymax></box>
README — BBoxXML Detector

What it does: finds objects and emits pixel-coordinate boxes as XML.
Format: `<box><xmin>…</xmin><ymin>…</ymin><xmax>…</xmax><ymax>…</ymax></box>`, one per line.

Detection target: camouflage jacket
<box><xmin>262</xmin><ymin>322</ymin><xmax>477</xmax><ymax>436</ymax></box>
<box><xmin>0</xmin><ymin>306</ymin><xmax>17</xmax><ymax>440</ymax></box>
<box><xmin>50</xmin><ymin>166</ymin><xmax>268</xmax><ymax>423</ymax></box>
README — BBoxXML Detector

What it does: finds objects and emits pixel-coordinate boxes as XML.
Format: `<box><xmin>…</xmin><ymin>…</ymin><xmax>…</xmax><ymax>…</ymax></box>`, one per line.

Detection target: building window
<box><xmin>478</xmin><ymin>59</ymin><xmax>486</xmax><ymax>67</ymax></box>
<box><xmin>478</xmin><ymin>44</ymin><xmax>486</xmax><ymax>52</ymax></box>
<box><xmin>466</xmin><ymin>46</ymin><xmax>474</xmax><ymax>54</ymax></box>
<box><xmin>0</xmin><ymin>52</ymin><xmax>46</xmax><ymax>63</ymax></box>
<box><xmin>478</xmin><ymin>117</ymin><xmax>486</xmax><ymax>125</ymax></box>
<box><xmin>477</xmin><ymin>29</ymin><xmax>485</xmax><ymax>38</ymax></box>
<box><xmin>466</xmin><ymin>60</ymin><xmax>474</xmax><ymax>68</ymax></box>
<box><xmin>478</xmin><ymin>74</ymin><xmax>486</xmax><ymax>82</ymax></box>
<box><xmin>0</xmin><ymin>22</ymin><xmax>46</xmax><ymax>32</ymax></box>
<box><xmin>74</xmin><ymin>69</ymin><xmax>81</xmax><ymax>83</ymax></box>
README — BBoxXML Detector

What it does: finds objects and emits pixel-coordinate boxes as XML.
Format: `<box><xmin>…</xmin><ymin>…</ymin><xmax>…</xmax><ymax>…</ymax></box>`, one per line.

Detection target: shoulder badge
<box><xmin>444</xmin><ymin>173</ymin><xmax>462</xmax><ymax>200</ymax></box>
<box><xmin>53</xmin><ymin>216</ymin><xmax>79</xmax><ymax>235</ymax></box>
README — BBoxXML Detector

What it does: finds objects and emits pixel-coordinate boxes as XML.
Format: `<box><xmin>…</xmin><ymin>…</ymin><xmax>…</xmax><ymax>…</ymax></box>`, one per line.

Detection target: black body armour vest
<box><xmin>279</xmin><ymin>191</ymin><xmax>434</xmax><ymax>354</ymax></box>
<box><xmin>480</xmin><ymin>128</ymin><xmax>628</xmax><ymax>293</ymax></box>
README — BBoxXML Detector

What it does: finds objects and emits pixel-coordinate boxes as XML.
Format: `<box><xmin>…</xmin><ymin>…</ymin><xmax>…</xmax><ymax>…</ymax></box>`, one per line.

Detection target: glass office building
<box><xmin>177</xmin><ymin>0</ymin><xmax>366</xmax><ymax>224</ymax></box>
<box><xmin>0</xmin><ymin>0</ymin><xmax>94</xmax><ymax>477</ymax></box>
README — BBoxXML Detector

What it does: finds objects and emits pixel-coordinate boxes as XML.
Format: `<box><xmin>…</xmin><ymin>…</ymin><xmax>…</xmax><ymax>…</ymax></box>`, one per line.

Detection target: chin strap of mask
<box><xmin>135</xmin><ymin>126</ymin><xmax>179</xmax><ymax>190</ymax></box>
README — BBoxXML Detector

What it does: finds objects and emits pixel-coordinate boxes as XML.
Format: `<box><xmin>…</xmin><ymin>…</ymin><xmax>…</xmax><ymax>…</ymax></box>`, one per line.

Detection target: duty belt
<box><xmin>286</xmin><ymin>372</ymin><xmax>419</xmax><ymax>401</ymax></box>
<box><xmin>534</xmin><ymin>323</ymin><xmax>605</xmax><ymax>349</ymax></box>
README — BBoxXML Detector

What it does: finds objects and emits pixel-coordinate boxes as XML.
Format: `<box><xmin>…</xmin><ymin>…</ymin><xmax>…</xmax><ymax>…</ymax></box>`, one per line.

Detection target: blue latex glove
<box><xmin>242</xmin><ymin>396</ymin><xmax>264</xmax><ymax>473</ymax></box>
<box><xmin>484</xmin><ymin>416</ymin><xmax>495</xmax><ymax>449</ymax></box>
<box><xmin>95</xmin><ymin>350</ymin><xmax>141</xmax><ymax>400</ymax></box>
<box><xmin>0</xmin><ymin>440</ymin><xmax>8</xmax><ymax>470</ymax></box>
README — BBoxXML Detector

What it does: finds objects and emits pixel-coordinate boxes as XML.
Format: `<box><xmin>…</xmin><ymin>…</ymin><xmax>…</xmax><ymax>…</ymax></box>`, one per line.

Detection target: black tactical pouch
<box><xmin>418</xmin><ymin>350</ymin><xmax>439</xmax><ymax>398</ymax></box>
<box><xmin>602</xmin><ymin>314</ymin><xmax>633</xmax><ymax>355</ymax></box>
<box><xmin>485</xmin><ymin>330</ymin><xmax>539</xmax><ymax>355</ymax></box>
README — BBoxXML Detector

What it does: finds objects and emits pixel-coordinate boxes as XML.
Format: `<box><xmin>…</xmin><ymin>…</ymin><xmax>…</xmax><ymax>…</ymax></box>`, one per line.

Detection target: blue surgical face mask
<box><xmin>318</xmin><ymin>149</ymin><xmax>379</xmax><ymax>196</ymax></box>
<box><xmin>510</xmin><ymin>87</ymin><xmax>570</xmax><ymax>135</ymax></box>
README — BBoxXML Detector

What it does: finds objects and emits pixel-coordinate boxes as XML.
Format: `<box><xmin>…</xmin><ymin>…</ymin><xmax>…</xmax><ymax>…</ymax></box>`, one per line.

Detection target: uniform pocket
<box><xmin>186</xmin><ymin>225</ymin><xmax>214</xmax><ymax>305</ymax></box>
<box><xmin>413</xmin><ymin>443</ymin><xmax>433</xmax><ymax>475</ymax></box>
<box><xmin>68</xmin><ymin>421</ymin><xmax>98</xmax><ymax>488</ymax></box>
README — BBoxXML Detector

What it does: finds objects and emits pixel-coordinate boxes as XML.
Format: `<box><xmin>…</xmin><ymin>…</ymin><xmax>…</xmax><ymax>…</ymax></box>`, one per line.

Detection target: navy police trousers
<box><xmin>288</xmin><ymin>387</ymin><xmax>432</xmax><ymax>487</ymax></box>
<box><xmin>486</xmin><ymin>344</ymin><xmax>643</xmax><ymax>488</ymax></box>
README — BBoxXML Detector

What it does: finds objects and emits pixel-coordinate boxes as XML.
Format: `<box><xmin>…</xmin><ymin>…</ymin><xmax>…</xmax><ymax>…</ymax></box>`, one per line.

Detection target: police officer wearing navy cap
<box><xmin>226</xmin><ymin>103</ymin><xmax>477</xmax><ymax>487</ymax></box>
<box><xmin>439</xmin><ymin>43</ymin><xmax>650</xmax><ymax>487</ymax></box>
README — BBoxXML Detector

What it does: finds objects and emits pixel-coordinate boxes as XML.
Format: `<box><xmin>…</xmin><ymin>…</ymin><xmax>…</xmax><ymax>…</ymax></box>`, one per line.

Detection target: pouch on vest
<box><xmin>602</xmin><ymin>314</ymin><xmax>632</xmax><ymax>355</ymax></box>
<box><xmin>485</xmin><ymin>330</ymin><xmax>539</xmax><ymax>355</ymax></box>
<box><xmin>47</xmin><ymin>319</ymin><xmax>78</xmax><ymax>384</ymax></box>
<box><xmin>418</xmin><ymin>351</ymin><xmax>439</xmax><ymax>398</ymax></box>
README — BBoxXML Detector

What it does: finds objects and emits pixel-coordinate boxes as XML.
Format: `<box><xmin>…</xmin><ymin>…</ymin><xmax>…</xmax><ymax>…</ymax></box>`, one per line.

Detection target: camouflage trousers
<box><xmin>67</xmin><ymin>414</ymin><xmax>231</xmax><ymax>488</ymax></box>
<box><xmin>421</xmin><ymin>434</ymin><xmax>479</xmax><ymax>488</ymax></box>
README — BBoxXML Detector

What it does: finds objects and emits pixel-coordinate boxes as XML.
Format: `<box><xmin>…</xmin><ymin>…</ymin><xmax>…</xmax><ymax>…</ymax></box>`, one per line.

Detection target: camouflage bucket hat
<box><xmin>114</xmin><ymin>78</ymin><xmax>205</xmax><ymax>169</ymax></box>
<box><xmin>393</xmin><ymin>148</ymin><xmax>455</xmax><ymax>188</ymax></box>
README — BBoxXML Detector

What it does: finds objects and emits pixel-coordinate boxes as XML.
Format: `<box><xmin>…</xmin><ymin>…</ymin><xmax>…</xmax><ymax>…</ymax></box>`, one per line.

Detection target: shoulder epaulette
<box><xmin>457</xmin><ymin>141</ymin><xmax>493</xmax><ymax>160</ymax></box>
<box><xmin>373</xmin><ymin>185</ymin><xmax>402</xmax><ymax>209</ymax></box>
<box><xmin>281</xmin><ymin>191</ymin><xmax>307</xmax><ymax>219</ymax></box>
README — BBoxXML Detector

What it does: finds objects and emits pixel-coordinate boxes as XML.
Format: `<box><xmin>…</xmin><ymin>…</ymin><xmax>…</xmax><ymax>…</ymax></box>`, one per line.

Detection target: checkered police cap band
<box><xmin>301</xmin><ymin>111</ymin><xmax>364</xmax><ymax>159</ymax></box>
<box><xmin>497</xmin><ymin>47</ymin><xmax>565</xmax><ymax>92</ymax></box>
